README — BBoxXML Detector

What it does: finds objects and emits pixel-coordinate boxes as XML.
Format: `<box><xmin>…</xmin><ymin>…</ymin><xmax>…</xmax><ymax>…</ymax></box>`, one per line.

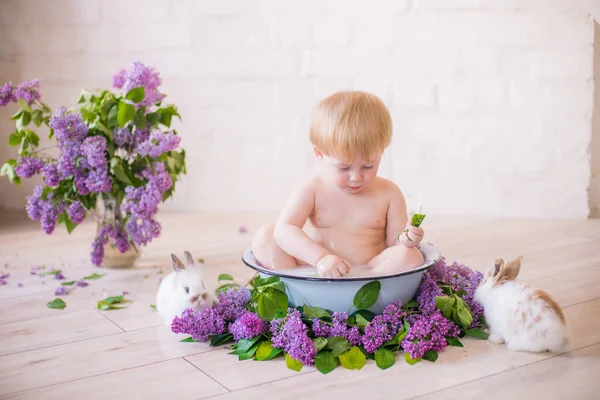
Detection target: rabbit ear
<box><xmin>171</xmin><ymin>253</ymin><xmax>185</xmax><ymax>271</ymax></box>
<box><xmin>494</xmin><ymin>255</ymin><xmax>522</xmax><ymax>284</ymax></box>
<box><xmin>183</xmin><ymin>250</ymin><xmax>195</xmax><ymax>266</ymax></box>
<box><xmin>493</xmin><ymin>258</ymin><xmax>504</xmax><ymax>277</ymax></box>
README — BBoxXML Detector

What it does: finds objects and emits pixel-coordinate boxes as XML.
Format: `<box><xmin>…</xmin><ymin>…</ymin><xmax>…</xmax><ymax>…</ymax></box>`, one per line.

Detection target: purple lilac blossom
<box><xmin>0</xmin><ymin>82</ymin><xmax>17</xmax><ymax>107</ymax></box>
<box><xmin>43</xmin><ymin>164</ymin><xmax>61</xmax><ymax>187</ymax></box>
<box><xmin>229</xmin><ymin>311</ymin><xmax>267</xmax><ymax>341</ymax></box>
<box><xmin>270</xmin><ymin>309</ymin><xmax>316</xmax><ymax>365</ymax></box>
<box><xmin>15</xmin><ymin>156</ymin><xmax>45</xmax><ymax>178</ymax></box>
<box><xmin>67</xmin><ymin>201</ymin><xmax>86</xmax><ymax>224</ymax></box>
<box><xmin>112</xmin><ymin>61</ymin><xmax>165</xmax><ymax>107</ymax></box>
<box><xmin>135</xmin><ymin>130</ymin><xmax>181</xmax><ymax>158</ymax></box>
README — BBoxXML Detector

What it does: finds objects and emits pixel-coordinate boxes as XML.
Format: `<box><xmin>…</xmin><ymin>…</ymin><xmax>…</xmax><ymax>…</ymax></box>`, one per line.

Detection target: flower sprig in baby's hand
<box><xmin>399</xmin><ymin>212</ymin><xmax>425</xmax><ymax>248</ymax></box>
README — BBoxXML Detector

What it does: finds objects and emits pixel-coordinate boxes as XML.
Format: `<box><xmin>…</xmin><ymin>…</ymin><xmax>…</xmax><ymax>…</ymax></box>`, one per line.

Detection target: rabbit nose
<box><xmin>201</xmin><ymin>292</ymin><xmax>208</xmax><ymax>301</ymax></box>
<box><xmin>191</xmin><ymin>293</ymin><xmax>209</xmax><ymax>303</ymax></box>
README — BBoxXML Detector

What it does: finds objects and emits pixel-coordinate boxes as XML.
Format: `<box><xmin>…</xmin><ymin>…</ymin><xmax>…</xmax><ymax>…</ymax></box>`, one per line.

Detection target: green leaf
<box><xmin>338</xmin><ymin>347</ymin><xmax>366</xmax><ymax>370</ymax></box>
<box><xmin>47</xmin><ymin>298</ymin><xmax>66</xmax><ymax>310</ymax></box>
<box><xmin>80</xmin><ymin>108</ymin><xmax>97</xmax><ymax>122</ymax></box>
<box><xmin>464</xmin><ymin>328</ymin><xmax>489</xmax><ymax>340</ymax></box>
<box><xmin>404</xmin><ymin>300</ymin><xmax>419</xmax><ymax>309</ymax></box>
<box><xmin>303</xmin><ymin>304</ymin><xmax>331</xmax><ymax>319</ymax></box>
<box><xmin>327</xmin><ymin>336</ymin><xmax>352</xmax><ymax>358</ymax></box>
<box><xmin>84</xmin><ymin>273</ymin><xmax>105</xmax><ymax>280</ymax></box>
<box><xmin>446</xmin><ymin>337</ymin><xmax>463</xmax><ymax>347</ymax></box>
<box><xmin>456</xmin><ymin>297</ymin><xmax>473</xmax><ymax>328</ymax></box>
<box><xmin>435</xmin><ymin>296</ymin><xmax>455</xmax><ymax>320</ymax></box>
<box><xmin>239</xmin><ymin>341</ymin><xmax>261</xmax><ymax>361</ymax></box>
<box><xmin>180</xmin><ymin>336</ymin><xmax>198</xmax><ymax>342</ymax></box>
<box><xmin>8</xmin><ymin>132</ymin><xmax>22</xmax><ymax>146</ymax></box>
<box><xmin>18</xmin><ymin>98</ymin><xmax>32</xmax><ymax>112</ymax></box>
<box><xmin>355</xmin><ymin>313</ymin><xmax>369</xmax><ymax>329</ymax></box>
<box><xmin>133</xmin><ymin>110</ymin><xmax>147</xmax><ymax>129</ymax></box>
<box><xmin>107</xmin><ymin>104</ymin><xmax>118</xmax><ymax>127</ymax></box>
<box><xmin>97</xmin><ymin>301</ymin><xmax>124</xmax><ymax>310</ymax></box>
<box><xmin>285</xmin><ymin>353</ymin><xmax>303</xmax><ymax>371</ymax></box>
<box><xmin>117</xmin><ymin>102</ymin><xmax>136</xmax><ymax>128</ymax></box>
<box><xmin>64</xmin><ymin>215</ymin><xmax>77</xmax><ymax>234</ymax></box>
<box><xmin>353</xmin><ymin>281</ymin><xmax>381</xmax><ymax>310</ymax></box>
<box><xmin>218</xmin><ymin>273</ymin><xmax>234</xmax><ymax>282</ymax></box>
<box><xmin>383</xmin><ymin>327</ymin><xmax>408</xmax><ymax>348</ymax></box>
<box><xmin>404</xmin><ymin>352</ymin><xmax>421</xmax><ymax>365</ymax></box>
<box><xmin>254</xmin><ymin>276</ymin><xmax>280</xmax><ymax>287</ymax></box>
<box><xmin>423</xmin><ymin>350</ymin><xmax>439</xmax><ymax>362</ymax></box>
<box><xmin>210</xmin><ymin>333</ymin><xmax>234</xmax><ymax>346</ymax></box>
<box><xmin>112</xmin><ymin>163</ymin><xmax>133</xmax><ymax>185</ymax></box>
<box><xmin>126</xmin><ymin>87</ymin><xmax>145</xmax><ymax>104</ymax></box>
<box><xmin>61</xmin><ymin>281</ymin><xmax>76</xmax><ymax>286</ymax></box>
<box><xmin>215</xmin><ymin>283</ymin><xmax>240</xmax><ymax>294</ymax></box>
<box><xmin>232</xmin><ymin>336</ymin><xmax>261</xmax><ymax>355</ymax></box>
<box><xmin>17</xmin><ymin>111</ymin><xmax>31</xmax><ymax>131</ymax></box>
<box><xmin>315</xmin><ymin>351</ymin><xmax>337</xmax><ymax>374</ymax></box>
<box><xmin>313</xmin><ymin>337</ymin><xmax>328</xmax><ymax>352</ymax></box>
<box><xmin>0</xmin><ymin>160</ymin><xmax>19</xmax><ymax>184</ymax></box>
<box><xmin>10</xmin><ymin>109</ymin><xmax>23</xmax><ymax>120</ymax></box>
<box><xmin>374</xmin><ymin>348</ymin><xmax>396</xmax><ymax>370</ymax></box>
<box><xmin>104</xmin><ymin>295</ymin><xmax>124</xmax><ymax>304</ymax></box>
<box><xmin>197</xmin><ymin>257</ymin><xmax>205</xmax><ymax>264</ymax></box>
<box><xmin>411</xmin><ymin>213</ymin><xmax>426</xmax><ymax>227</ymax></box>
<box><xmin>39</xmin><ymin>269</ymin><xmax>62</xmax><ymax>276</ymax></box>
<box><xmin>32</xmin><ymin>109</ymin><xmax>44</xmax><ymax>127</ymax></box>
<box><xmin>146</xmin><ymin>112</ymin><xmax>160</xmax><ymax>126</ymax></box>
<box><xmin>150</xmin><ymin>304</ymin><xmax>157</xmax><ymax>311</ymax></box>
<box><xmin>256</xmin><ymin>340</ymin><xmax>276</xmax><ymax>361</ymax></box>
<box><xmin>159</xmin><ymin>106</ymin><xmax>180</xmax><ymax>128</ymax></box>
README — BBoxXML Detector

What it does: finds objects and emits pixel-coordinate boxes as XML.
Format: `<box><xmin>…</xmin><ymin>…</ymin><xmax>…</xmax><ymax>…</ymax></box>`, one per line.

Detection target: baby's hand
<box><xmin>399</xmin><ymin>222</ymin><xmax>424</xmax><ymax>248</ymax></box>
<box><xmin>316</xmin><ymin>254</ymin><xmax>351</xmax><ymax>278</ymax></box>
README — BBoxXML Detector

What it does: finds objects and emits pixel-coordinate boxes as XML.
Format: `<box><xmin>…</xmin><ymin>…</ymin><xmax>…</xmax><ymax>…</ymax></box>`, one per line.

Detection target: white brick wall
<box><xmin>0</xmin><ymin>0</ymin><xmax>597</xmax><ymax>218</ymax></box>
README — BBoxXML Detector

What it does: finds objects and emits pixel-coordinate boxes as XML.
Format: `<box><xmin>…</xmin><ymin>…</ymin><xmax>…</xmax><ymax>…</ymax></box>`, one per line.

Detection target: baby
<box><xmin>252</xmin><ymin>91</ymin><xmax>425</xmax><ymax>277</ymax></box>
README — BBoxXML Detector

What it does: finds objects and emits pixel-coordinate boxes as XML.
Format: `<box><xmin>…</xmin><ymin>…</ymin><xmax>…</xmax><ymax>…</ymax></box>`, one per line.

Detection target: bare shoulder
<box><xmin>372</xmin><ymin>177</ymin><xmax>406</xmax><ymax>203</ymax></box>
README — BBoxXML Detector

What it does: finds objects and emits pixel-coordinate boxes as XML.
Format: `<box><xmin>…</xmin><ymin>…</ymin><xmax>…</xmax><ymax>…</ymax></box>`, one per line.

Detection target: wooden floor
<box><xmin>0</xmin><ymin>211</ymin><xmax>599</xmax><ymax>399</ymax></box>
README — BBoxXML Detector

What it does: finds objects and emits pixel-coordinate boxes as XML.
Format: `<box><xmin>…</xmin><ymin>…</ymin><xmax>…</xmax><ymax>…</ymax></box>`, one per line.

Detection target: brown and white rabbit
<box><xmin>156</xmin><ymin>251</ymin><xmax>212</xmax><ymax>326</ymax></box>
<box><xmin>474</xmin><ymin>255</ymin><xmax>572</xmax><ymax>353</ymax></box>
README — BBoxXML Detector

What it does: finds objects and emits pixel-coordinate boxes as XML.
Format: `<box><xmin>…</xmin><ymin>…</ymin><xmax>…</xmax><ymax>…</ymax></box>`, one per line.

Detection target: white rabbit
<box><xmin>156</xmin><ymin>250</ymin><xmax>212</xmax><ymax>326</ymax></box>
<box><xmin>474</xmin><ymin>255</ymin><xmax>572</xmax><ymax>353</ymax></box>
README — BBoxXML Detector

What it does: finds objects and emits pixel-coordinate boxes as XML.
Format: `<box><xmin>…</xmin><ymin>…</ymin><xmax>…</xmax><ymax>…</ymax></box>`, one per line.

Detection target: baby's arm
<box><xmin>273</xmin><ymin>180</ymin><xmax>329</xmax><ymax>267</ymax></box>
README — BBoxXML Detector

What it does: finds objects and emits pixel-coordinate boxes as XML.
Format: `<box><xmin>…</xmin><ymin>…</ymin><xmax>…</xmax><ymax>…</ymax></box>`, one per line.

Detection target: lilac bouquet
<box><xmin>171</xmin><ymin>259</ymin><xmax>488</xmax><ymax>373</ymax></box>
<box><xmin>1</xmin><ymin>62</ymin><xmax>186</xmax><ymax>266</ymax></box>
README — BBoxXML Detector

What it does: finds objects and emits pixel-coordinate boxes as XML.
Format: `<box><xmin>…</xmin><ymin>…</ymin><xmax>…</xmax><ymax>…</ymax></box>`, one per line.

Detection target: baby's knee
<box><xmin>252</xmin><ymin>224</ymin><xmax>274</xmax><ymax>251</ymax></box>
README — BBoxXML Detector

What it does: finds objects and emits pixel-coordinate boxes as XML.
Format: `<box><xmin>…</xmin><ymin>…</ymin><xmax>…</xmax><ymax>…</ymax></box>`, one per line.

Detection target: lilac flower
<box><xmin>55</xmin><ymin>286</ymin><xmax>67</xmax><ymax>296</ymax></box>
<box><xmin>136</xmin><ymin>130</ymin><xmax>181</xmax><ymax>158</ymax></box>
<box><xmin>18</xmin><ymin>283</ymin><xmax>23</xmax><ymax>288</ymax></box>
<box><xmin>76</xmin><ymin>279</ymin><xmax>89</xmax><ymax>287</ymax></box>
<box><xmin>30</xmin><ymin>265</ymin><xmax>42</xmax><ymax>275</ymax></box>
<box><xmin>43</xmin><ymin>163</ymin><xmax>61</xmax><ymax>187</ymax></box>
<box><xmin>54</xmin><ymin>272</ymin><xmax>65</xmax><ymax>280</ymax></box>
<box><xmin>171</xmin><ymin>308</ymin><xmax>227</xmax><ymax>342</ymax></box>
<box><xmin>416</xmin><ymin>272</ymin><xmax>443</xmax><ymax>316</ymax></box>
<box><xmin>26</xmin><ymin>185</ymin><xmax>44</xmax><ymax>220</ymax></box>
<box><xmin>239</xmin><ymin>225</ymin><xmax>248</xmax><ymax>234</ymax></box>
<box><xmin>0</xmin><ymin>279</ymin><xmax>6</xmax><ymax>285</ymax></box>
<box><xmin>382</xmin><ymin>300</ymin><xmax>406</xmax><ymax>331</ymax></box>
<box><xmin>0</xmin><ymin>273</ymin><xmax>8</xmax><ymax>280</ymax></box>
<box><xmin>91</xmin><ymin>224</ymin><xmax>110</xmax><ymax>266</ymax></box>
<box><xmin>81</xmin><ymin>136</ymin><xmax>107</xmax><ymax>168</ymax></box>
<box><xmin>15</xmin><ymin>156</ymin><xmax>45</xmax><ymax>178</ymax></box>
<box><xmin>15</xmin><ymin>79</ymin><xmax>41</xmax><ymax>105</ymax></box>
<box><xmin>0</xmin><ymin>82</ymin><xmax>17</xmax><ymax>107</ymax></box>
<box><xmin>114</xmin><ymin>127</ymin><xmax>132</xmax><ymax>147</ymax></box>
<box><xmin>229</xmin><ymin>312</ymin><xmax>267</xmax><ymax>341</ymax></box>
<box><xmin>401</xmin><ymin>310</ymin><xmax>460</xmax><ymax>359</ymax></box>
<box><xmin>67</xmin><ymin>201</ymin><xmax>86</xmax><ymax>224</ymax></box>
<box><xmin>40</xmin><ymin>199</ymin><xmax>66</xmax><ymax>235</ymax></box>
<box><xmin>113</xmin><ymin>61</ymin><xmax>165</xmax><ymax>106</ymax></box>
<box><xmin>106</xmin><ymin>222</ymin><xmax>130</xmax><ymax>253</ymax></box>
<box><xmin>84</xmin><ymin>168</ymin><xmax>112</xmax><ymax>193</ymax></box>
<box><xmin>50</xmin><ymin>106</ymin><xmax>88</xmax><ymax>143</ymax></box>
<box><xmin>270</xmin><ymin>309</ymin><xmax>316</xmax><ymax>365</ymax></box>
<box><xmin>215</xmin><ymin>287</ymin><xmax>251</xmax><ymax>321</ymax></box>
<box><xmin>362</xmin><ymin>315</ymin><xmax>393</xmax><ymax>353</ymax></box>
<box><xmin>312</xmin><ymin>318</ymin><xmax>331</xmax><ymax>337</ymax></box>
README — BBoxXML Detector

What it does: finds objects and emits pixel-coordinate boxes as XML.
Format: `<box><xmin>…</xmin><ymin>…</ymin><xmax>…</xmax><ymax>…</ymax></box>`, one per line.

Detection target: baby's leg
<box><xmin>367</xmin><ymin>245</ymin><xmax>424</xmax><ymax>275</ymax></box>
<box><xmin>251</xmin><ymin>224</ymin><xmax>302</xmax><ymax>270</ymax></box>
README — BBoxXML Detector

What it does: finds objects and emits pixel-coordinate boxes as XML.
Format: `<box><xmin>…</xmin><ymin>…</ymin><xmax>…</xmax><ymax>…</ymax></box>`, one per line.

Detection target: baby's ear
<box><xmin>171</xmin><ymin>253</ymin><xmax>185</xmax><ymax>272</ymax></box>
<box><xmin>313</xmin><ymin>147</ymin><xmax>324</xmax><ymax>160</ymax></box>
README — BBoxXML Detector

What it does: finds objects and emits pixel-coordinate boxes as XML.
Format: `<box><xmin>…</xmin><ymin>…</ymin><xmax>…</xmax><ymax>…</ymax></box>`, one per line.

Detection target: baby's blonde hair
<box><xmin>310</xmin><ymin>91</ymin><xmax>392</xmax><ymax>162</ymax></box>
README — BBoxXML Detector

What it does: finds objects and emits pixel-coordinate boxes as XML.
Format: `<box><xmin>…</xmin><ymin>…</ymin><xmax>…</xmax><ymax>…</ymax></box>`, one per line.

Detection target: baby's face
<box><xmin>318</xmin><ymin>152</ymin><xmax>382</xmax><ymax>194</ymax></box>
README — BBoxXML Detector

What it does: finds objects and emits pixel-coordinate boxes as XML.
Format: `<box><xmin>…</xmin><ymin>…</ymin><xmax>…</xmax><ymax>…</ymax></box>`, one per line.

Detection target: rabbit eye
<box><xmin>184</xmin><ymin>286</ymin><xmax>190</xmax><ymax>294</ymax></box>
